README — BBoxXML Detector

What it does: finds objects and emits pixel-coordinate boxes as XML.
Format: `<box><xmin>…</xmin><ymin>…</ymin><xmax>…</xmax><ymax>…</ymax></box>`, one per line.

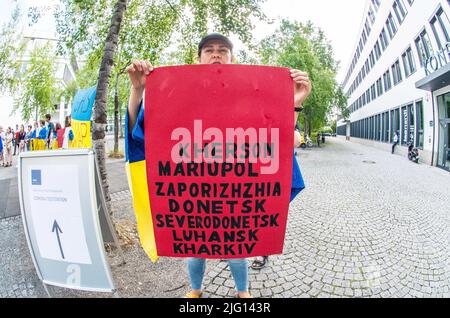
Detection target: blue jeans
<box><xmin>188</xmin><ymin>258</ymin><xmax>248</xmax><ymax>292</ymax></box>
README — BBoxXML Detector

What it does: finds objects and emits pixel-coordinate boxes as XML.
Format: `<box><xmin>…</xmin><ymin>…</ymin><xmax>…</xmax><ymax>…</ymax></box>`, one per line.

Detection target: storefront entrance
<box><xmin>437</xmin><ymin>93</ymin><xmax>450</xmax><ymax>170</ymax></box>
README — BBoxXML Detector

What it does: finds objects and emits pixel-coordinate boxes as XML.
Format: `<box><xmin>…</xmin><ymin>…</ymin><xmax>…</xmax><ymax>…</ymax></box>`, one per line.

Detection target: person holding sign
<box><xmin>126</xmin><ymin>34</ymin><xmax>311</xmax><ymax>298</ymax></box>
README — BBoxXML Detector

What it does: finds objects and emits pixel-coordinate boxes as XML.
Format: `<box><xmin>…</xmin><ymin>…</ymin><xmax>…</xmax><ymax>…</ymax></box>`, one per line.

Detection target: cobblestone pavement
<box><xmin>0</xmin><ymin>135</ymin><xmax>127</xmax><ymax>219</ymax></box>
<box><xmin>0</xmin><ymin>191</ymin><xmax>189</xmax><ymax>298</ymax></box>
<box><xmin>202</xmin><ymin>138</ymin><xmax>450</xmax><ymax>298</ymax></box>
<box><xmin>1</xmin><ymin>138</ymin><xmax>449</xmax><ymax>298</ymax></box>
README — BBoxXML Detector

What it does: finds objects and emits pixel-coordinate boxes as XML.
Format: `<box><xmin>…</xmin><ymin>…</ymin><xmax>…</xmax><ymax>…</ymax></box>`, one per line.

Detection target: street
<box><xmin>1</xmin><ymin>138</ymin><xmax>449</xmax><ymax>298</ymax></box>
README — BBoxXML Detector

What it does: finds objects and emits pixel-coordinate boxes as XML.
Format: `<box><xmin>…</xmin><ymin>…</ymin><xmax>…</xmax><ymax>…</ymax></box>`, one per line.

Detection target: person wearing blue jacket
<box><xmin>36</xmin><ymin>120</ymin><xmax>47</xmax><ymax>151</ymax></box>
<box><xmin>0</xmin><ymin>126</ymin><xmax>4</xmax><ymax>166</ymax></box>
<box><xmin>126</xmin><ymin>34</ymin><xmax>311</xmax><ymax>298</ymax></box>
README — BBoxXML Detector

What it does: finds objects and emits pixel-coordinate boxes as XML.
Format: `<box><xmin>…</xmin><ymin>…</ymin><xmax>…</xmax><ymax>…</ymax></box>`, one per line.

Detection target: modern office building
<box><xmin>337</xmin><ymin>0</ymin><xmax>450</xmax><ymax>171</ymax></box>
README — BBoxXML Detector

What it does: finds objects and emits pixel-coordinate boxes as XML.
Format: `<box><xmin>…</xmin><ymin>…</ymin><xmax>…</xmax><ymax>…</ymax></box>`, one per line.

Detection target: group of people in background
<box><xmin>0</xmin><ymin>114</ymin><xmax>73</xmax><ymax>167</ymax></box>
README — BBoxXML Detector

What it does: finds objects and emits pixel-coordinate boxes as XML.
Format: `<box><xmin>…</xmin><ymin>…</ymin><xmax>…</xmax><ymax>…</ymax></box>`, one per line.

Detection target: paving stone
<box><xmin>3</xmin><ymin>139</ymin><xmax>450</xmax><ymax>299</ymax></box>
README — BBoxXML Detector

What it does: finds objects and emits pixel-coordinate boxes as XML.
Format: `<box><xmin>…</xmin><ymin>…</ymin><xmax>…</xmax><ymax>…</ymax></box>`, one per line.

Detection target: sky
<box><xmin>0</xmin><ymin>0</ymin><xmax>367</xmax><ymax>83</ymax></box>
<box><xmin>252</xmin><ymin>0</ymin><xmax>367</xmax><ymax>82</ymax></box>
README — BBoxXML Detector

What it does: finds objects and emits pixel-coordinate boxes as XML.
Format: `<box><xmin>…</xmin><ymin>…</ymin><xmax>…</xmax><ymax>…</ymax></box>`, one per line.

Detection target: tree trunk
<box><xmin>307</xmin><ymin>118</ymin><xmax>312</xmax><ymax>137</ymax></box>
<box><xmin>114</xmin><ymin>84</ymin><xmax>119</xmax><ymax>154</ymax></box>
<box><xmin>93</xmin><ymin>0</ymin><xmax>128</xmax><ymax>214</ymax></box>
<box><xmin>119</xmin><ymin>106</ymin><xmax>123</xmax><ymax>138</ymax></box>
<box><xmin>303</xmin><ymin>115</ymin><xmax>308</xmax><ymax>137</ymax></box>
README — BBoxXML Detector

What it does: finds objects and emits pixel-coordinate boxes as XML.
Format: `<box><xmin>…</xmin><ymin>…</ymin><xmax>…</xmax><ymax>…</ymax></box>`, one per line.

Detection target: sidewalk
<box><xmin>1</xmin><ymin>138</ymin><xmax>449</xmax><ymax>298</ymax></box>
<box><xmin>0</xmin><ymin>136</ymin><xmax>127</xmax><ymax>219</ymax></box>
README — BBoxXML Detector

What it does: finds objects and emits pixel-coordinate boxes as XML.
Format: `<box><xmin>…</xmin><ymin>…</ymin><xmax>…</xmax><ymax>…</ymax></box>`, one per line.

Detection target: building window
<box><xmin>368</xmin><ymin>6</ymin><xmax>376</xmax><ymax>24</ymax></box>
<box><xmin>430</xmin><ymin>6</ymin><xmax>450</xmax><ymax>50</ymax></box>
<box><xmin>393</xmin><ymin>0</ymin><xmax>408</xmax><ymax>25</ymax></box>
<box><xmin>383</xmin><ymin>69</ymin><xmax>392</xmax><ymax>91</ymax></box>
<box><xmin>375</xmin><ymin>114</ymin><xmax>381</xmax><ymax>141</ymax></box>
<box><xmin>376</xmin><ymin>77</ymin><xmax>383</xmax><ymax>96</ymax></box>
<box><xmin>366</xmin><ymin>118</ymin><xmax>369</xmax><ymax>139</ymax></box>
<box><xmin>373</xmin><ymin>116</ymin><xmax>376</xmax><ymax>141</ymax></box>
<box><xmin>383</xmin><ymin>111</ymin><xmax>390</xmax><ymax>142</ymax></box>
<box><xmin>365</xmin><ymin>19</ymin><xmax>371</xmax><ymax>36</ymax></box>
<box><xmin>363</xmin><ymin>119</ymin><xmax>366</xmax><ymax>139</ymax></box>
<box><xmin>390</xmin><ymin>108</ymin><xmax>400</xmax><ymax>143</ymax></box>
<box><xmin>380</xmin><ymin>28</ymin><xmax>390</xmax><ymax>50</ymax></box>
<box><xmin>369</xmin><ymin>51</ymin><xmax>375</xmax><ymax>67</ymax></box>
<box><xmin>371</xmin><ymin>83</ymin><xmax>376</xmax><ymax>100</ymax></box>
<box><xmin>372</xmin><ymin>0</ymin><xmax>381</xmax><ymax>11</ymax></box>
<box><xmin>371</xmin><ymin>116</ymin><xmax>375</xmax><ymax>140</ymax></box>
<box><xmin>386</xmin><ymin>13</ymin><xmax>398</xmax><ymax>39</ymax></box>
<box><xmin>402</xmin><ymin>46</ymin><xmax>416</xmax><ymax>78</ymax></box>
<box><xmin>415</xmin><ymin>100</ymin><xmax>424</xmax><ymax>149</ymax></box>
<box><xmin>408</xmin><ymin>103</ymin><xmax>415</xmax><ymax>145</ymax></box>
<box><xmin>392</xmin><ymin>60</ymin><xmax>403</xmax><ymax>85</ymax></box>
<box><xmin>415</xmin><ymin>29</ymin><xmax>434</xmax><ymax>66</ymax></box>
<box><xmin>401</xmin><ymin>106</ymin><xmax>408</xmax><ymax>146</ymax></box>
<box><xmin>374</xmin><ymin>41</ymin><xmax>382</xmax><ymax>60</ymax></box>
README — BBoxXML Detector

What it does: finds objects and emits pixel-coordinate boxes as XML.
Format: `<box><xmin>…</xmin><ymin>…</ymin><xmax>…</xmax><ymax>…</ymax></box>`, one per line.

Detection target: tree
<box><xmin>53</xmin><ymin>0</ymin><xmax>269</xmax><ymax>213</ymax></box>
<box><xmin>13</xmin><ymin>43</ymin><xmax>58</xmax><ymax>122</ymax></box>
<box><xmin>258</xmin><ymin>20</ymin><xmax>340</xmax><ymax>136</ymax></box>
<box><xmin>92</xmin><ymin>0</ymin><xmax>129</xmax><ymax>210</ymax></box>
<box><xmin>109</xmin><ymin>0</ymin><xmax>178</xmax><ymax>155</ymax></box>
<box><xmin>334</xmin><ymin>85</ymin><xmax>349</xmax><ymax>120</ymax></box>
<box><xmin>0</xmin><ymin>5</ymin><xmax>25</xmax><ymax>94</ymax></box>
<box><xmin>160</xmin><ymin>0</ymin><xmax>269</xmax><ymax>65</ymax></box>
<box><xmin>330</xmin><ymin>120</ymin><xmax>337</xmax><ymax>134</ymax></box>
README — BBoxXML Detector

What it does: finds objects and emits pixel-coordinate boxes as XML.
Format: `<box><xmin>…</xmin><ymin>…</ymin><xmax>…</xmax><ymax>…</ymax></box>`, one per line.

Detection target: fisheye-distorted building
<box><xmin>337</xmin><ymin>0</ymin><xmax>450</xmax><ymax>171</ymax></box>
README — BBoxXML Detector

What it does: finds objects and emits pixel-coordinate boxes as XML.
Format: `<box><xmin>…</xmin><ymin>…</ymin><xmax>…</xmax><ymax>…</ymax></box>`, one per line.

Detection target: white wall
<box><xmin>339</xmin><ymin>0</ymin><xmax>450</xmax><ymax>162</ymax></box>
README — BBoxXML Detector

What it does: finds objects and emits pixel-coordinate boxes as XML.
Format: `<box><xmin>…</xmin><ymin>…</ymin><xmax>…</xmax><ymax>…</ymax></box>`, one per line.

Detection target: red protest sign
<box><xmin>145</xmin><ymin>65</ymin><xmax>294</xmax><ymax>259</ymax></box>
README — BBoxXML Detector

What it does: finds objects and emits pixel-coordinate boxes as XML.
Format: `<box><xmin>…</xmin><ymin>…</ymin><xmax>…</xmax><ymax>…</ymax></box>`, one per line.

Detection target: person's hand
<box><xmin>291</xmin><ymin>69</ymin><xmax>312</xmax><ymax>107</ymax></box>
<box><xmin>127</xmin><ymin>60</ymin><xmax>154</xmax><ymax>91</ymax></box>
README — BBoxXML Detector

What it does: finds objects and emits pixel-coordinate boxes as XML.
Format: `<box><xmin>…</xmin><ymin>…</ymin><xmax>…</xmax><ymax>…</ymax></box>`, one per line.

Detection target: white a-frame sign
<box><xmin>18</xmin><ymin>149</ymin><xmax>125</xmax><ymax>297</ymax></box>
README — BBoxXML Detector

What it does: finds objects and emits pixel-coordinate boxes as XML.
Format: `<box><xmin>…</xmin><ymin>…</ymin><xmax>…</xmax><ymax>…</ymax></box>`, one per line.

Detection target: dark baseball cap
<box><xmin>198</xmin><ymin>33</ymin><xmax>233</xmax><ymax>56</ymax></box>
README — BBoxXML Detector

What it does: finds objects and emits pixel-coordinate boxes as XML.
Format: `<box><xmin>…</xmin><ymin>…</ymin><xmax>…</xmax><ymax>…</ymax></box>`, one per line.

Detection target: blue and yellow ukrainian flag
<box><xmin>35</xmin><ymin>127</ymin><xmax>47</xmax><ymax>151</ymax></box>
<box><xmin>125</xmin><ymin>105</ymin><xmax>159</xmax><ymax>263</ymax></box>
<box><xmin>71</xmin><ymin>86</ymin><xmax>96</xmax><ymax>149</ymax></box>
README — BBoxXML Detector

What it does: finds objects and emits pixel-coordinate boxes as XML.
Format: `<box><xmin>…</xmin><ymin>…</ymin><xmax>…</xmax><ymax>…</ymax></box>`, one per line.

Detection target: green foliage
<box><xmin>0</xmin><ymin>5</ymin><xmax>25</xmax><ymax>93</ymax></box>
<box><xmin>187</xmin><ymin>0</ymin><xmax>268</xmax><ymax>44</ymax></box>
<box><xmin>54</xmin><ymin>0</ymin><xmax>112</xmax><ymax>56</ymax></box>
<box><xmin>334</xmin><ymin>85</ymin><xmax>349</xmax><ymax>120</ymax></box>
<box><xmin>55</xmin><ymin>0</ymin><xmax>268</xmax><ymax>114</ymax></box>
<box><xmin>320</xmin><ymin>126</ymin><xmax>333</xmax><ymax>134</ymax></box>
<box><xmin>164</xmin><ymin>0</ymin><xmax>269</xmax><ymax>65</ymax></box>
<box><xmin>236</xmin><ymin>49</ymin><xmax>259</xmax><ymax>65</ymax></box>
<box><xmin>330</xmin><ymin>120</ymin><xmax>337</xmax><ymax>134</ymax></box>
<box><xmin>14</xmin><ymin>44</ymin><xmax>58</xmax><ymax>122</ymax></box>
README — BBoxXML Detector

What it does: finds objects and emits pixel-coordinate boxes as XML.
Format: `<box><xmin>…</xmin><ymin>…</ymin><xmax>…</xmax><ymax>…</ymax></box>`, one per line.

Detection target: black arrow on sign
<box><xmin>52</xmin><ymin>220</ymin><xmax>65</xmax><ymax>259</ymax></box>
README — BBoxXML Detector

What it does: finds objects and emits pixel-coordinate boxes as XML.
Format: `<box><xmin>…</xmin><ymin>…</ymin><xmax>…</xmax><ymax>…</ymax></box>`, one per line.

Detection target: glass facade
<box><xmin>401</xmin><ymin>106</ymin><xmax>408</xmax><ymax>146</ymax></box>
<box><xmin>408</xmin><ymin>103</ymin><xmax>415</xmax><ymax>145</ymax></box>
<box><xmin>415</xmin><ymin>101</ymin><xmax>424</xmax><ymax>149</ymax></box>
<box><xmin>437</xmin><ymin>93</ymin><xmax>450</xmax><ymax>170</ymax></box>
